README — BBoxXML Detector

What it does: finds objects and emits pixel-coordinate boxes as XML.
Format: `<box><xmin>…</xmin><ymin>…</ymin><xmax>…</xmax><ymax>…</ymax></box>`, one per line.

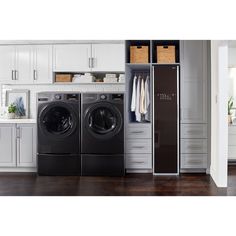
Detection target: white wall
<box><xmin>210</xmin><ymin>40</ymin><xmax>228</xmax><ymax>187</ymax></box>
<box><xmin>1</xmin><ymin>84</ymin><xmax>125</xmax><ymax>118</ymax></box>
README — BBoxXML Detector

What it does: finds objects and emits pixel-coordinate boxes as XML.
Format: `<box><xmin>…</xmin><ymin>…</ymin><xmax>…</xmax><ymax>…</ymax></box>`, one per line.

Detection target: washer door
<box><xmin>85</xmin><ymin>102</ymin><xmax>122</xmax><ymax>139</ymax></box>
<box><xmin>39</xmin><ymin>102</ymin><xmax>77</xmax><ymax>138</ymax></box>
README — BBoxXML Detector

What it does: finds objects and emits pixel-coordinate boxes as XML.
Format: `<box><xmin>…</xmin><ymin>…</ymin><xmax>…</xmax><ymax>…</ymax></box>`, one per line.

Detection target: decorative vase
<box><xmin>228</xmin><ymin>115</ymin><xmax>232</xmax><ymax>125</ymax></box>
<box><xmin>7</xmin><ymin>113</ymin><xmax>15</xmax><ymax>119</ymax></box>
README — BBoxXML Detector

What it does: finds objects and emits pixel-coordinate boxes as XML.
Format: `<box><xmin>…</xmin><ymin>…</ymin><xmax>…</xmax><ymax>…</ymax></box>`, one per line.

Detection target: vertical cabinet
<box><xmin>0</xmin><ymin>123</ymin><xmax>36</xmax><ymax>168</ymax></box>
<box><xmin>53</xmin><ymin>43</ymin><xmax>125</xmax><ymax>72</ymax></box>
<box><xmin>0</xmin><ymin>124</ymin><xmax>16</xmax><ymax>167</ymax></box>
<box><xmin>0</xmin><ymin>45</ymin><xmax>53</xmax><ymax>84</ymax></box>
<box><xmin>0</xmin><ymin>46</ymin><xmax>15</xmax><ymax>83</ymax></box>
<box><xmin>180</xmin><ymin>40</ymin><xmax>208</xmax><ymax>171</ymax></box>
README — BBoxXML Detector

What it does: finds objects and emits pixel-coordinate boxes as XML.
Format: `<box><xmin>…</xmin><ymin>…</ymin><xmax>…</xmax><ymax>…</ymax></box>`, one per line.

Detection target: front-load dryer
<box><xmin>37</xmin><ymin>92</ymin><xmax>81</xmax><ymax>175</ymax></box>
<box><xmin>81</xmin><ymin>93</ymin><xmax>124</xmax><ymax>176</ymax></box>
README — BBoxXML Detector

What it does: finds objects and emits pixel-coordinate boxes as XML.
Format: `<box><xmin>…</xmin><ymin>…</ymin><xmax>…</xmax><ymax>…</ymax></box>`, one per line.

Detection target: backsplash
<box><xmin>1</xmin><ymin>83</ymin><xmax>125</xmax><ymax>118</ymax></box>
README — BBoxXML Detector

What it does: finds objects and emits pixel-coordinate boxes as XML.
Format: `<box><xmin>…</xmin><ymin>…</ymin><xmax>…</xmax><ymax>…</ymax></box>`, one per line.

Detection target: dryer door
<box><xmin>39</xmin><ymin>102</ymin><xmax>78</xmax><ymax>138</ymax></box>
<box><xmin>85</xmin><ymin>102</ymin><xmax>123</xmax><ymax>139</ymax></box>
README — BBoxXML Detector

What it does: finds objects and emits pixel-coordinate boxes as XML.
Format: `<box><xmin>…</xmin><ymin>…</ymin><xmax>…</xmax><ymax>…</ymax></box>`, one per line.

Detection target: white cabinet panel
<box><xmin>126</xmin><ymin>139</ymin><xmax>152</xmax><ymax>154</ymax></box>
<box><xmin>92</xmin><ymin>44</ymin><xmax>125</xmax><ymax>72</ymax></box>
<box><xmin>126</xmin><ymin>124</ymin><xmax>152</xmax><ymax>139</ymax></box>
<box><xmin>180</xmin><ymin>40</ymin><xmax>207</xmax><ymax>124</ymax></box>
<box><xmin>17</xmin><ymin>124</ymin><xmax>36</xmax><ymax>167</ymax></box>
<box><xmin>53</xmin><ymin>44</ymin><xmax>91</xmax><ymax>72</ymax></box>
<box><xmin>181</xmin><ymin>154</ymin><xmax>207</xmax><ymax>169</ymax></box>
<box><xmin>0</xmin><ymin>46</ymin><xmax>15</xmax><ymax>83</ymax></box>
<box><xmin>0</xmin><ymin>124</ymin><xmax>16</xmax><ymax>167</ymax></box>
<box><xmin>15</xmin><ymin>45</ymin><xmax>33</xmax><ymax>84</ymax></box>
<box><xmin>181</xmin><ymin>139</ymin><xmax>207</xmax><ymax>154</ymax></box>
<box><xmin>126</xmin><ymin>154</ymin><xmax>152</xmax><ymax>169</ymax></box>
<box><xmin>229</xmin><ymin>47</ymin><xmax>236</xmax><ymax>68</ymax></box>
<box><xmin>33</xmin><ymin>45</ymin><xmax>53</xmax><ymax>84</ymax></box>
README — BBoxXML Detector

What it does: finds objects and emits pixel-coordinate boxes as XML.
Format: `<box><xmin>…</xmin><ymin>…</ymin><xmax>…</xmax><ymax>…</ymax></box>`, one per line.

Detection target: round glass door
<box><xmin>42</xmin><ymin>106</ymin><xmax>74</xmax><ymax>135</ymax></box>
<box><xmin>85</xmin><ymin>103</ymin><xmax>122</xmax><ymax>138</ymax></box>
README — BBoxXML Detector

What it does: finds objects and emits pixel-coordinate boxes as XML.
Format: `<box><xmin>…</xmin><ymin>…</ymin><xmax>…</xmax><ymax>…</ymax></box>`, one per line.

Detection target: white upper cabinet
<box><xmin>229</xmin><ymin>47</ymin><xmax>236</xmax><ymax>68</ymax></box>
<box><xmin>15</xmin><ymin>45</ymin><xmax>33</xmax><ymax>84</ymax></box>
<box><xmin>0</xmin><ymin>46</ymin><xmax>15</xmax><ymax>83</ymax></box>
<box><xmin>53</xmin><ymin>44</ymin><xmax>91</xmax><ymax>72</ymax></box>
<box><xmin>91</xmin><ymin>43</ymin><xmax>125</xmax><ymax>72</ymax></box>
<box><xmin>180</xmin><ymin>40</ymin><xmax>208</xmax><ymax>124</ymax></box>
<box><xmin>33</xmin><ymin>45</ymin><xmax>53</xmax><ymax>84</ymax></box>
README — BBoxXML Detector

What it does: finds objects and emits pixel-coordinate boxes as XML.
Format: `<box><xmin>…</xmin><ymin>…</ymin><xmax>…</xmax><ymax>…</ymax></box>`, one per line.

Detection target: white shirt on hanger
<box><xmin>140</xmin><ymin>77</ymin><xmax>145</xmax><ymax>114</ymax></box>
<box><xmin>135</xmin><ymin>76</ymin><xmax>141</xmax><ymax>122</ymax></box>
<box><xmin>131</xmin><ymin>75</ymin><xmax>137</xmax><ymax>112</ymax></box>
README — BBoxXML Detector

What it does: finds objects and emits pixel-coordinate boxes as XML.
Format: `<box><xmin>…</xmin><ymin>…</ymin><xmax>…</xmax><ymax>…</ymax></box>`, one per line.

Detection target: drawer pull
<box><xmin>130</xmin><ymin>131</ymin><xmax>144</xmax><ymax>134</ymax></box>
<box><xmin>131</xmin><ymin>161</ymin><xmax>145</xmax><ymax>164</ymax></box>
<box><xmin>132</xmin><ymin>146</ymin><xmax>144</xmax><ymax>149</ymax></box>
<box><xmin>186</xmin><ymin>145</ymin><xmax>202</xmax><ymax>149</ymax></box>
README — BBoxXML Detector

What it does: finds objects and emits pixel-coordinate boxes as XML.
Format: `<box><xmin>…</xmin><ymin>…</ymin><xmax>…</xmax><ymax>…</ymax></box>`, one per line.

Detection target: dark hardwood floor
<box><xmin>0</xmin><ymin>166</ymin><xmax>235</xmax><ymax>196</ymax></box>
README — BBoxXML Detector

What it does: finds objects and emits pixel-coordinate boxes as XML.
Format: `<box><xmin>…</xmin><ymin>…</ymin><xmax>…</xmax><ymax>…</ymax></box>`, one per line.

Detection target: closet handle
<box><xmin>131</xmin><ymin>131</ymin><xmax>144</xmax><ymax>134</ymax></box>
<box><xmin>15</xmin><ymin>70</ymin><xmax>18</xmax><ymax>80</ymax></box>
<box><xmin>88</xmin><ymin>58</ymin><xmax>92</xmax><ymax>68</ymax></box>
<box><xmin>12</xmin><ymin>70</ymin><xmax>15</xmax><ymax>80</ymax></box>
<box><xmin>91</xmin><ymin>57</ymin><xmax>95</xmax><ymax>68</ymax></box>
<box><xmin>33</xmin><ymin>70</ymin><xmax>37</xmax><ymax>80</ymax></box>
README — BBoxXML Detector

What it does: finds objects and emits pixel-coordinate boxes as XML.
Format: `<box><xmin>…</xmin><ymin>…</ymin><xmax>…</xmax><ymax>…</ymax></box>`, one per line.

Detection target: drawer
<box><xmin>126</xmin><ymin>154</ymin><xmax>152</xmax><ymax>169</ymax></box>
<box><xmin>228</xmin><ymin>134</ymin><xmax>236</xmax><ymax>145</ymax></box>
<box><xmin>126</xmin><ymin>124</ymin><xmax>152</xmax><ymax>139</ymax></box>
<box><xmin>181</xmin><ymin>124</ymin><xmax>207</xmax><ymax>139</ymax></box>
<box><xmin>228</xmin><ymin>146</ymin><xmax>236</xmax><ymax>159</ymax></box>
<box><xmin>229</xmin><ymin>126</ymin><xmax>236</xmax><ymax>134</ymax></box>
<box><xmin>181</xmin><ymin>154</ymin><xmax>207</xmax><ymax>169</ymax></box>
<box><xmin>126</xmin><ymin>139</ymin><xmax>152</xmax><ymax>154</ymax></box>
<box><xmin>181</xmin><ymin>139</ymin><xmax>207</xmax><ymax>154</ymax></box>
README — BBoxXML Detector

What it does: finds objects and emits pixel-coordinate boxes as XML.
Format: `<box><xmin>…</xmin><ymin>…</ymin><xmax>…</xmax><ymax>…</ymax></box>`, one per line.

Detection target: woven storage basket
<box><xmin>157</xmin><ymin>45</ymin><xmax>175</xmax><ymax>63</ymax></box>
<box><xmin>130</xmin><ymin>46</ymin><xmax>149</xmax><ymax>63</ymax></box>
<box><xmin>55</xmin><ymin>74</ymin><xmax>72</xmax><ymax>82</ymax></box>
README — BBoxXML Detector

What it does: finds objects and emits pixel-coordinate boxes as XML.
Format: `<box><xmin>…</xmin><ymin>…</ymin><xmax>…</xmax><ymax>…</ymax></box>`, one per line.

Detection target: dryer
<box><xmin>37</xmin><ymin>92</ymin><xmax>81</xmax><ymax>175</ymax></box>
<box><xmin>81</xmin><ymin>93</ymin><xmax>124</xmax><ymax>176</ymax></box>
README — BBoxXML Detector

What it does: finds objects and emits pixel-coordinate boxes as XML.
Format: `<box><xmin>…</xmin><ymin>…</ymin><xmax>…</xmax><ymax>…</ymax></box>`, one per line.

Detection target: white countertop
<box><xmin>0</xmin><ymin>119</ymin><xmax>36</xmax><ymax>124</ymax></box>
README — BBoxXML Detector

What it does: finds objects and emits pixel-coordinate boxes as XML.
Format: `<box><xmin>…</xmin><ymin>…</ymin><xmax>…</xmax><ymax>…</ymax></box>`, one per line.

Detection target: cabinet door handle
<box><xmin>132</xmin><ymin>161</ymin><xmax>145</xmax><ymax>164</ymax></box>
<box><xmin>15</xmin><ymin>70</ymin><xmax>18</xmax><ymax>80</ymax></box>
<box><xmin>16</xmin><ymin>127</ymin><xmax>20</xmax><ymax>139</ymax></box>
<box><xmin>132</xmin><ymin>146</ymin><xmax>144</xmax><ymax>149</ymax></box>
<box><xmin>130</xmin><ymin>131</ymin><xmax>144</xmax><ymax>134</ymax></box>
<box><xmin>88</xmin><ymin>58</ymin><xmax>92</xmax><ymax>68</ymax></box>
<box><xmin>91</xmin><ymin>57</ymin><xmax>95</xmax><ymax>68</ymax></box>
<box><xmin>34</xmin><ymin>70</ymin><xmax>37</xmax><ymax>80</ymax></box>
<box><xmin>12</xmin><ymin>70</ymin><xmax>15</xmax><ymax>80</ymax></box>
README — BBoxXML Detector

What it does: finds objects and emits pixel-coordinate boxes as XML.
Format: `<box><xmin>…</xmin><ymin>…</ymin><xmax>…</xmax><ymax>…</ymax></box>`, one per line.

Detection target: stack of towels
<box><xmin>72</xmin><ymin>73</ymin><xmax>95</xmax><ymax>83</ymax></box>
<box><xmin>103</xmin><ymin>74</ymin><xmax>118</xmax><ymax>83</ymax></box>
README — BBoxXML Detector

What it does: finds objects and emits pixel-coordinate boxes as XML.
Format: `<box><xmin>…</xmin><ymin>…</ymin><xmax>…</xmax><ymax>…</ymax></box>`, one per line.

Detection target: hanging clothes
<box><xmin>135</xmin><ymin>76</ymin><xmax>141</xmax><ymax>122</ymax></box>
<box><xmin>131</xmin><ymin>75</ymin><xmax>137</xmax><ymax>112</ymax></box>
<box><xmin>140</xmin><ymin>77</ymin><xmax>145</xmax><ymax>114</ymax></box>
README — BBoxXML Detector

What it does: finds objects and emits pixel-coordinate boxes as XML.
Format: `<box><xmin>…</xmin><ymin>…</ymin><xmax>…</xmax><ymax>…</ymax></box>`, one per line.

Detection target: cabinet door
<box><xmin>17</xmin><ymin>124</ymin><xmax>36</xmax><ymax>167</ymax></box>
<box><xmin>53</xmin><ymin>44</ymin><xmax>91</xmax><ymax>72</ymax></box>
<box><xmin>92</xmin><ymin>43</ymin><xmax>125</xmax><ymax>72</ymax></box>
<box><xmin>33</xmin><ymin>45</ymin><xmax>53</xmax><ymax>84</ymax></box>
<box><xmin>0</xmin><ymin>46</ymin><xmax>15</xmax><ymax>83</ymax></box>
<box><xmin>15</xmin><ymin>45</ymin><xmax>33</xmax><ymax>84</ymax></box>
<box><xmin>229</xmin><ymin>47</ymin><xmax>236</xmax><ymax>68</ymax></box>
<box><xmin>0</xmin><ymin>124</ymin><xmax>16</xmax><ymax>167</ymax></box>
<box><xmin>180</xmin><ymin>40</ymin><xmax>207</xmax><ymax>123</ymax></box>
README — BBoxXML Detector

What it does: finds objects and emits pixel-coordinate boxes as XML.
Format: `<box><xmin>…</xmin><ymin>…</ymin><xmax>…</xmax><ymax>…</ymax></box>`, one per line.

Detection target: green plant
<box><xmin>228</xmin><ymin>97</ymin><xmax>234</xmax><ymax>115</ymax></box>
<box><xmin>8</xmin><ymin>103</ymin><xmax>16</xmax><ymax>114</ymax></box>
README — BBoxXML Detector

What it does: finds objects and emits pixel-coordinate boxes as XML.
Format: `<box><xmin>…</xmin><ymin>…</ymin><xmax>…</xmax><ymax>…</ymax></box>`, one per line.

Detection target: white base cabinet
<box><xmin>0</xmin><ymin>123</ymin><xmax>36</xmax><ymax>168</ymax></box>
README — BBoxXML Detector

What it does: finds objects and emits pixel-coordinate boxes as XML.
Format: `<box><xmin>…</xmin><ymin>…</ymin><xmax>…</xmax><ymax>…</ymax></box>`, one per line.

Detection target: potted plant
<box><xmin>228</xmin><ymin>97</ymin><xmax>234</xmax><ymax>124</ymax></box>
<box><xmin>7</xmin><ymin>103</ymin><xmax>16</xmax><ymax>119</ymax></box>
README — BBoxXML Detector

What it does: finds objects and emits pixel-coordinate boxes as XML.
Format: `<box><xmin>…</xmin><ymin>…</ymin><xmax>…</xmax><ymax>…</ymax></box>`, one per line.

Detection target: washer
<box><xmin>81</xmin><ymin>93</ymin><xmax>124</xmax><ymax>176</ymax></box>
<box><xmin>37</xmin><ymin>92</ymin><xmax>81</xmax><ymax>175</ymax></box>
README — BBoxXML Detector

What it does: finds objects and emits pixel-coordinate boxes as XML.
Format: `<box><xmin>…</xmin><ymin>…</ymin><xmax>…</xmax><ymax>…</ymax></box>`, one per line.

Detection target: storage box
<box><xmin>55</xmin><ymin>74</ymin><xmax>72</xmax><ymax>82</ymax></box>
<box><xmin>130</xmin><ymin>46</ymin><xmax>149</xmax><ymax>63</ymax></box>
<box><xmin>157</xmin><ymin>45</ymin><xmax>175</xmax><ymax>63</ymax></box>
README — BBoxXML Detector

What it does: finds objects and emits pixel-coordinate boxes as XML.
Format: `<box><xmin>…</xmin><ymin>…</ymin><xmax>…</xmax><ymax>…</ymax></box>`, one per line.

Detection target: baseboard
<box><xmin>126</xmin><ymin>169</ymin><xmax>152</xmax><ymax>173</ymax></box>
<box><xmin>180</xmin><ymin>168</ymin><xmax>207</xmax><ymax>174</ymax></box>
<box><xmin>0</xmin><ymin>167</ymin><xmax>37</xmax><ymax>173</ymax></box>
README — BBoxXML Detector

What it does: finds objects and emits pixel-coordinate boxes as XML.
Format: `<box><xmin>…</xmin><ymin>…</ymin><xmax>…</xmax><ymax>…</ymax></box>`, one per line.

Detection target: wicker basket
<box><xmin>130</xmin><ymin>46</ymin><xmax>149</xmax><ymax>63</ymax></box>
<box><xmin>55</xmin><ymin>74</ymin><xmax>72</xmax><ymax>82</ymax></box>
<box><xmin>157</xmin><ymin>45</ymin><xmax>175</xmax><ymax>63</ymax></box>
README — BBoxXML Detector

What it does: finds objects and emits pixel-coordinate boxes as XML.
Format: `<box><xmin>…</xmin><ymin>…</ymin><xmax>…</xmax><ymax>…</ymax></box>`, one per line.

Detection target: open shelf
<box><xmin>152</xmin><ymin>40</ymin><xmax>180</xmax><ymax>63</ymax></box>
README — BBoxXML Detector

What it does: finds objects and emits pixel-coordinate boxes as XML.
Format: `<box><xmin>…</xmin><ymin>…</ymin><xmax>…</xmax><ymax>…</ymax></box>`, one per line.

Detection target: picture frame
<box><xmin>5</xmin><ymin>89</ymin><xmax>30</xmax><ymax>118</ymax></box>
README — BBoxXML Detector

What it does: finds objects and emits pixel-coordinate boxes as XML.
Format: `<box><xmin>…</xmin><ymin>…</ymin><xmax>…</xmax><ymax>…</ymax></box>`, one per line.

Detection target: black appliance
<box><xmin>81</xmin><ymin>93</ymin><xmax>124</xmax><ymax>176</ymax></box>
<box><xmin>37</xmin><ymin>92</ymin><xmax>81</xmax><ymax>175</ymax></box>
<box><xmin>153</xmin><ymin>65</ymin><xmax>179</xmax><ymax>174</ymax></box>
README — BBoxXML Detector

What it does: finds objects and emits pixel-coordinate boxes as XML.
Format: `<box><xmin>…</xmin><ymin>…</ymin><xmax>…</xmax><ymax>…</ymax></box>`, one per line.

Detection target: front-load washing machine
<box><xmin>37</xmin><ymin>92</ymin><xmax>81</xmax><ymax>175</ymax></box>
<box><xmin>81</xmin><ymin>93</ymin><xmax>124</xmax><ymax>176</ymax></box>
